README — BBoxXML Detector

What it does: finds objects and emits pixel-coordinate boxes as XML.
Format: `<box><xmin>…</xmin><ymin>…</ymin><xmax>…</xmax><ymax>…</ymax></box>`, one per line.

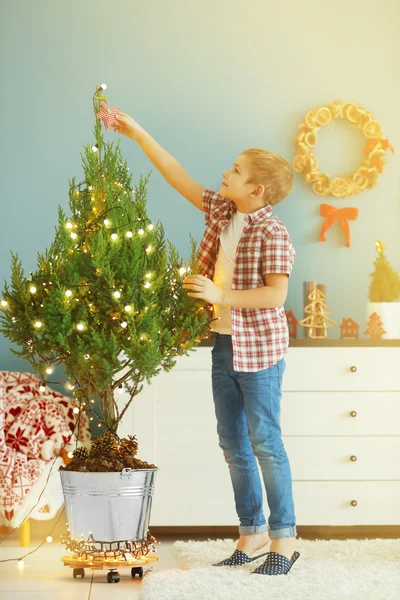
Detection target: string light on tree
<box><xmin>30</xmin><ymin>286</ymin><xmax>37</xmax><ymax>294</ymax></box>
<box><xmin>113</xmin><ymin>291</ymin><xmax>121</xmax><ymax>298</ymax></box>
<box><xmin>35</xmin><ymin>321</ymin><xmax>43</xmax><ymax>328</ymax></box>
<box><xmin>126</xmin><ymin>231</ymin><xmax>133</xmax><ymax>238</ymax></box>
<box><xmin>111</xmin><ymin>233</ymin><xmax>118</xmax><ymax>240</ymax></box>
<box><xmin>46</xmin><ymin>367</ymin><xmax>53</xmax><ymax>375</ymax></box>
<box><xmin>65</xmin><ymin>290</ymin><xmax>72</xmax><ymax>297</ymax></box>
<box><xmin>76</xmin><ymin>323</ymin><xmax>84</xmax><ymax>331</ymax></box>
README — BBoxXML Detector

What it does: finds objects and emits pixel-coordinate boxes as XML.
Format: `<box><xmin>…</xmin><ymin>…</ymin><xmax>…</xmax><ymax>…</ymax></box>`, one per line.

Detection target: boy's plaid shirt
<box><xmin>197</xmin><ymin>189</ymin><xmax>296</xmax><ymax>372</ymax></box>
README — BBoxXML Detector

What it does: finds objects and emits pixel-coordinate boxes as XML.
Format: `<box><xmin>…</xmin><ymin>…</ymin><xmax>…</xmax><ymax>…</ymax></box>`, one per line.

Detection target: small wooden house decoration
<box><xmin>340</xmin><ymin>317</ymin><xmax>360</xmax><ymax>340</ymax></box>
<box><xmin>286</xmin><ymin>310</ymin><xmax>299</xmax><ymax>339</ymax></box>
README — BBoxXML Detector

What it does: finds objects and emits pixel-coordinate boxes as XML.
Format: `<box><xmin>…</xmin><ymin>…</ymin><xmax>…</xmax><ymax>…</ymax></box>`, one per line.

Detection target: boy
<box><xmin>114</xmin><ymin>112</ymin><xmax>300</xmax><ymax>576</ymax></box>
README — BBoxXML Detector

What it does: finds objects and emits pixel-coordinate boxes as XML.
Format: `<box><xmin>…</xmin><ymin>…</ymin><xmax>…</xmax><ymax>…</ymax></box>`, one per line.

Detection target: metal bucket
<box><xmin>59</xmin><ymin>468</ymin><xmax>158</xmax><ymax>543</ymax></box>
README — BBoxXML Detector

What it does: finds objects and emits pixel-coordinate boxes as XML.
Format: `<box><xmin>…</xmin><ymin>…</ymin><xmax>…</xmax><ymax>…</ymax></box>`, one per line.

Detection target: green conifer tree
<box><xmin>0</xmin><ymin>87</ymin><xmax>212</xmax><ymax>434</ymax></box>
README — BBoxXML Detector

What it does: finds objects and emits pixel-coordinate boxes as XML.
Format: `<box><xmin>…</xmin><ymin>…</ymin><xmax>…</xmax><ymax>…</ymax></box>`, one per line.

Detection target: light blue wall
<box><xmin>1</xmin><ymin>0</ymin><xmax>400</xmax><ymax>378</ymax></box>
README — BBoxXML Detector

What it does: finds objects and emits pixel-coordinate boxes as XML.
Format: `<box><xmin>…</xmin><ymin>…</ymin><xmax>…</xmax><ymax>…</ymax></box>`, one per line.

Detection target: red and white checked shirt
<box><xmin>197</xmin><ymin>189</ymin><xmax>296</xmax><ymax>372</ymax></box>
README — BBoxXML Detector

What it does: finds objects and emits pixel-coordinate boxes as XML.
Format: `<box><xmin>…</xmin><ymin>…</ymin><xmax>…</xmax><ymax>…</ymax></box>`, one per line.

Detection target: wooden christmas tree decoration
<box><xmin>365</xmin><ymin>312</ymin><xmax>386</xmax><ymax>340</ymax></box>
<box><xmin>299</xmin><ymin>288</ymin><xmax>337</xmax><ymax>339</ymax></box>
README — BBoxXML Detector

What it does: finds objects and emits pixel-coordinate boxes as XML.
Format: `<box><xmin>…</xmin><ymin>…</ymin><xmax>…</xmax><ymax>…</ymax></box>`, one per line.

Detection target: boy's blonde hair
<box><xmin>241</xmin><ymin>148</ymin><xmax>294</xmax><ymax>206</ymax></box>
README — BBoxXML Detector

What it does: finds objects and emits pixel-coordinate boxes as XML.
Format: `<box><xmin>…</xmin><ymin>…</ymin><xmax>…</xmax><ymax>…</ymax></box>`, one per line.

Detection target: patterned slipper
<box><xmin>251</xmin><ymin>551</ymin><xmax>300</xmax><ymax>575</ymax></box>
<box><xmin>212</xmin><ymin>548</ymin><xmax>270</xmax><ymax>567</ymax></box>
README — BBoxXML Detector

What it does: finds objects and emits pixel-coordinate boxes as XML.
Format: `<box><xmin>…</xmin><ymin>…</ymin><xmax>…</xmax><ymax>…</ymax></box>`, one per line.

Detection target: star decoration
<box><xmin>96</xmin><ymin>100</ymin><xmax>120</xmax><ymax>130</ymax></box>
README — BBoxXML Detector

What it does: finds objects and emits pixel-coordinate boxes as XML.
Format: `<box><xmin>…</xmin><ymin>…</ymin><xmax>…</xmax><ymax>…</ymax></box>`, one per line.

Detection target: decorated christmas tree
<box><xmin>0</xmin><ymin>86</ymin><xmax>213</xmax><ymax>456</ymax></box>
<box><xmin>368</xmin><ymin>240</ymin><xmax>400</xmax><ymax>302</ymax></box>
<box><xmin>299</xmin><ymin>288</ymin><xmax>337</xmax><ymax>339</ymax></box>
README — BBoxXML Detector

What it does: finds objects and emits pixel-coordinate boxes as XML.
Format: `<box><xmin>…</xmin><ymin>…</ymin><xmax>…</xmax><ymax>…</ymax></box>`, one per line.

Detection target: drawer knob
<box><xmin>350</xmin><ymin>500</ymin><xmax>358</xmax><ymax>507</ymax></box>
<box><xmin>350</xmin><ymin>411</ymin><xmax>357</xmax><ymax>417</ymax></box>
<box><xmin>350</xmin><ymin>455</ymin><xmax>357</xmax><ymax>462</ymax></box>
<box><xmin>350</xmin><ymin>366</ymin><xmax>357</xmax><ymax>373</ymax></box>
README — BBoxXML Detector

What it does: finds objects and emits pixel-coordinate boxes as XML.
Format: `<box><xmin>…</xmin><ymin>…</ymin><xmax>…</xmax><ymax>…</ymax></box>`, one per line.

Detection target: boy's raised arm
<box><xmin>114</xmin><ymin>112</ymin><xmax>205</xmax><ymax>212</ymax></box>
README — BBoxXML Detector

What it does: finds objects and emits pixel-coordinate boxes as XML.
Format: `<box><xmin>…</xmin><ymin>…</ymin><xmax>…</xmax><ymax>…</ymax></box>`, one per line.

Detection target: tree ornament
<box><xmin>96</xmin><ymin>100</ymin><xmax>120</xmax><ymax>130</ymax></box>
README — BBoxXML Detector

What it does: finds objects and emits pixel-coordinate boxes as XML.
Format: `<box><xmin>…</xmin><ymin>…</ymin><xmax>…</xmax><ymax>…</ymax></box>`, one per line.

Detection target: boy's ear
<box><xmin>251</xmin><ymin>183</ymin><xmax>265</xmax><ymax>198</ymax></box>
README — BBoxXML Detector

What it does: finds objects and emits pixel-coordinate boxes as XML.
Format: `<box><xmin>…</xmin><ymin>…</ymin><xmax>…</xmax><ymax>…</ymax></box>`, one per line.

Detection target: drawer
<box><xmin>284</xmin><ymin>437</ymin><xmax>400</xmax><ymax>480</ymax></box>
<box><xmin>281</xmin><ymin>392</ymin><xmax>400</xmax><ymax>435</ymax></box>
<box><xmin>284</xmin><ymin>348</ymin><xmax>400</xmax><ymax>391</ymax></box>
<box><xmin>293</xmin><ymin>481</ymin><xmax>400</xmax><ymax>525</ymax></box>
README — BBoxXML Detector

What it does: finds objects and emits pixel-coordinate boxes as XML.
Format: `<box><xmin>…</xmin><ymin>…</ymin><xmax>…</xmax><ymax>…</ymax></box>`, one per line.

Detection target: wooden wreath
<box><xmin>293</xmin><ymin>101</ymin><xmax>394</xmax><ymax>198</ymax></box>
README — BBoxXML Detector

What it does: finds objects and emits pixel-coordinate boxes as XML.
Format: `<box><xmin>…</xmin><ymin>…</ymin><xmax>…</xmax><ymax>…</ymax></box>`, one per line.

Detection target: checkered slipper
<box><xmin>251</xmin><ymin>550</ymin><xmax>300</xmax><ymax>575</ymax></box>
<box><xmin>212</xmin><ymin>548</ymin><xmax>270</xmax><ymax>567</ymax></box>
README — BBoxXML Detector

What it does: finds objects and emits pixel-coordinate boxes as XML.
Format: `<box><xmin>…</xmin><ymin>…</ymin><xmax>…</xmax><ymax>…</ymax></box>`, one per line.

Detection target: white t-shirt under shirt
<box><xmin>211</xmin><ymin>208</ymin><xmax>247</xmax><ymax>334</ymax></box>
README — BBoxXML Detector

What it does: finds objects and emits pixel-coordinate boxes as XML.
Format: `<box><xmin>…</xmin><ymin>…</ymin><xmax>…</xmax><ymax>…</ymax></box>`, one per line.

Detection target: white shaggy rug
<box><xmin>140</xmin><ymin>537</ymin><xmax>400</xmax><ymax>600</ymax></box>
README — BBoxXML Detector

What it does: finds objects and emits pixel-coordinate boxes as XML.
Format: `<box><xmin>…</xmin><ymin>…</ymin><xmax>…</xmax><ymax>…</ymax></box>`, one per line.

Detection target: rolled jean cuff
<box><xmin>268</xmin><ymin>526</ymin><xmax>297</xmax><ymax>539</ymax></box>
<box><xmin>238</xmin><ymin>524</ymin><xmax>269</xmax><ymax>535</ymax></box>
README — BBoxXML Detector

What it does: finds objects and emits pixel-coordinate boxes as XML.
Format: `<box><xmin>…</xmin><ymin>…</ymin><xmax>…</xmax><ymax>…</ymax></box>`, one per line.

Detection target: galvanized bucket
<box><xmin>59</xmin><ymin>468</ymin><xmax>158</xmax><ymax>544</ymax></box>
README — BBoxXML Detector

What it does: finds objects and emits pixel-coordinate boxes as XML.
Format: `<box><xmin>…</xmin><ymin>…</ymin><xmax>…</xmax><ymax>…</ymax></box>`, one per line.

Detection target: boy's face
<box><xmin>219</xmin><ymin>155</ymin><xmax>265</xmax><ymax>213</ymax></box>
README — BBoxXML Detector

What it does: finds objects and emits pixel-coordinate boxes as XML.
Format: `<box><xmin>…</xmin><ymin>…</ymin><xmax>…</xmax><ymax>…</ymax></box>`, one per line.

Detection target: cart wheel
<box><xmin>107</xmin><ymin>570</ymin><xmax>120</xmax><ymax>583</ymax></box>
<box><xmin>131</xmin><ymin>566</ymin><xmax>144</xmax><ymax>578</ymax></box>
<box><xmin>73</xmin><ymin>568</ymin><xmax>85</xmax><ymax>579</ymax></box>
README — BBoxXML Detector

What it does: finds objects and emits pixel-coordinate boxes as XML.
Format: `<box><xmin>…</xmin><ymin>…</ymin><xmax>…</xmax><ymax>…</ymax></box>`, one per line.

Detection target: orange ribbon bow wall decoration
<box><xmin>319</xmin><ymin>204</ymin><xmax>358</xmax><ymax>248</ymax></box>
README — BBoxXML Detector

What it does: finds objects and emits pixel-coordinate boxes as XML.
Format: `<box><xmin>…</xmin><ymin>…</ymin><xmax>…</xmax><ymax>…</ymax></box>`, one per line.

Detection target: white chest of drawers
<box><xmin>117</xmin><ymin>345</ymin><xmax>400</xmax><ymax>527</ymax></box>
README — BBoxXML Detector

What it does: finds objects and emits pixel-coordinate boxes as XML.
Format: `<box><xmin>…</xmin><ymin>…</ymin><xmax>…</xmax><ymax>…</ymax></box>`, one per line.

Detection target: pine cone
<box><xmin>90</xmin><ymin>432</ymin><xmax>119</xmax><ymax>458</ymax></box>
<box><xmin>72</xmin><ymin>447</ymin><xmax>89</xmax><ymax>462</ymax></box>
<box><xmin>119</xmin><ymin>434</ymin><xmax>139</xmax><ymax>458</ymax></box>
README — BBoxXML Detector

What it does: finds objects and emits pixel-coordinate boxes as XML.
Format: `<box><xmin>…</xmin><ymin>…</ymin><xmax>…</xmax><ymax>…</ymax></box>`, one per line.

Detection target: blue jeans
<box><xmin>211</xmin><ymin>333</ymin><xmax>297</xmax><ymax>539</ymax></box>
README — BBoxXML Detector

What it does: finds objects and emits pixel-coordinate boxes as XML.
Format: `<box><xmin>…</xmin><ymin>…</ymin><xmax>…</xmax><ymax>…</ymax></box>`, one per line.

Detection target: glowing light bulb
<box><xmin>46</xmin><ymin>536</ymin><xmax>53</xmax><ymax>543</ymax></box>
<box><xmin>65</xmin><ymin>290</ymin><xmax>72</xmax><ymax>297</ymax></box>
<box><xmin>126</xmin><ymin>231</ymin><xmax>133</xmax><ymax>238</ymax></box>
<box><xmin>146</xmin><ymin>246</ymin><xmax>152</xmax><ymax>253</ymax></box>
<box><xmin>138</xmin><ymin>229</ymin><xmax>144</xmax><ymax>235</ymax></box>
<box><xmin>144</xmin><ymin>282</ymin><xmax>151</xmax><ymax>289</ymax></box>
<box><xmin>66</xmin><ymin>222</ymin><xmax>73</xmax><ymax>229</ymax></box>
<box><xmin>121</xmin><ymin>322</ymin><xmax>127</xmax><ymax>328</ymax></box>
<box><xmin>100</xmin><ymin>83</ymin><xmax>107</xmax><ymax>90</ymax></box>
<box><xmin>77</xmin><ymin>323</ymin><xmax>84</xmax><ymax>331</ymax></box>
<box><xmin>73</xmin><ymin>407</ymin><xmax>79</xmax><ymax>414</ymax></box>
<box><xmin>91</xmin><ymin>145</ymin><xmax>98</xmax><ymax>153</ymax></box>
<box><xmin>104</xmin><ymin>219</ymin><xmax>110</xmax><ymax>226</ymax></box>
<box><xmin>70</xmin><ymin>232</ymin><xmax>77</xmax><ymax>239</ymax></box>
<box><xmin>148</xmin><ymin>223</ymin><xmax>154</xmax><ymax>230</ymax></box>
<box><xmin>111</xmin><ymin>233</ymin><xmax>118</xmax><ymax>240</ymax></box>
<box><xmin>18</xmin><ymin>560</ymin><xmax>24</xmax><ymax>569</ymax></box>
<box><xmin>124</xmin><ymin>305</ymin><xmax>132</xmax><ymax>312</ymax></box>
<box><xmin>35</xmin><ymin>321</ymin><xmax>42</xmax><ymax>328</ymax></box>
<box><xmin>113</xmin><ymin>291</ymin><xmax>121</xmax><ymax>298</ymax></box>
<box><xmin>67</xmin><ymin>452</ymin><xmax>74</xmax><ymax>458</ymax></box>
<box><xmin>145</xmin><ymin>273</ymin><xmax>151</xmax><ymax>279</ymax></box>
<box><xmin>30</xmin><ymin>286</ymin><xmax>37</xmax><ymax>293</ymax></box>
<box><xmin>46</xmin><ymin>367</ymin><xmax>53</xmax><ymax>375</ymax></box>
<box><xmin>39</xmin><ymin>385</ymin><xmax>46</xmax><ymax>392</ymax></box>
<box><xmin>1</xmin><ymin>300</ymin><xmax>8</xmax><ymax>307</ymax></box>
<box><xmin>179</xmin><ymin>267</ymin><xmax>187</xmax><ymax>275</ymax></box>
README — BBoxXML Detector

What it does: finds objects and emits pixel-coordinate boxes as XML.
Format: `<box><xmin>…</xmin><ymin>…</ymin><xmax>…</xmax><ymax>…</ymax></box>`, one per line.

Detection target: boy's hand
<box><xmin>113</xmin><ymin>112</ymin><xmax>144</xmax><ymax>141</ymax></box>
<box><xmin>183</xmin><ymin>275</ymin><xmax>223</xmax><ymax>305</ymax></box>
